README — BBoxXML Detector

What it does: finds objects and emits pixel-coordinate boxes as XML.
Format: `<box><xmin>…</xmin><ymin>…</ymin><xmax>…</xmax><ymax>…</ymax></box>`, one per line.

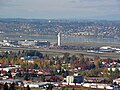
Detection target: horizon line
<box><xmin>0</xmin><ymin>17</ymin><xmax>120</xmax><ymax>21</ymax></box>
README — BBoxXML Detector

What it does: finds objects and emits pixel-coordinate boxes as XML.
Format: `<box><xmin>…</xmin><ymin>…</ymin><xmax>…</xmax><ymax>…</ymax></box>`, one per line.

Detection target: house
<box><xmin>84</xmin><ymin>77</ymin><xmax>108</xmax><ymax>83</ymax></box>
<box><xmin>113</xmin><ymin>78</ymin><xmax>120</xmax><ymax>85</ymax></box>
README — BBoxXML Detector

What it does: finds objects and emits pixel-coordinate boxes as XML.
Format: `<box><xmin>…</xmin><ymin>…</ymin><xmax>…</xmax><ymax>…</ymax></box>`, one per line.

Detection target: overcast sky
<box><xmin>0</xmin><ymin>0</ymin><xmax>120</xmax><ymax>20</ymax></box>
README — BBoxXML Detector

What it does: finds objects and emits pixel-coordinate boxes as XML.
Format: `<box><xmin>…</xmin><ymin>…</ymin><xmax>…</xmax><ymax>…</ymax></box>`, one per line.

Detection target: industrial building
<box><xmin>18</xmin><ymin>40</ymin><xmax>50</xmax><ymax>47</ymax></box>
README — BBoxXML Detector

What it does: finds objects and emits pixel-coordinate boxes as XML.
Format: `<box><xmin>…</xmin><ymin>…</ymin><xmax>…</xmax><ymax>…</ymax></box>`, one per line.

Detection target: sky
<box><xmin>0</xmin><ymin>0</ymin><xmax>120</xmax><ymax>20</ymax></box>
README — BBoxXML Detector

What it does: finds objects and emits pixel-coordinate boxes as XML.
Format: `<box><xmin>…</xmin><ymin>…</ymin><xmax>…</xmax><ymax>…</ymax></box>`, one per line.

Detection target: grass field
<box><xmin>1</xmin><ymin>46</ymin><xmax>120</xmax><ymax>59</ymax></box>
<box><xmin>61</xmin><ymin>86</ymin><xmax>111</xmax><ymax>90</ymax></box>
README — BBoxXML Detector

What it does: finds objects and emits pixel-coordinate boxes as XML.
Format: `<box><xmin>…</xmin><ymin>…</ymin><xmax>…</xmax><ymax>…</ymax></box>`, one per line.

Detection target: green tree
<box><xmin>21</xmin><ymin>63</ymin><xmax>27</xmax><ymax>68</ymax></box>
<box><xmin>63</xmin><ymin>52</ymin><xmax>70</xmax><ymax>63</ymax></box>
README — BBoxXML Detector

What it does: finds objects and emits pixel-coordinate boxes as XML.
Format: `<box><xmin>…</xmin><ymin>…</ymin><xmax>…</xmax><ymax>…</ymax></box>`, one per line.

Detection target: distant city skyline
<box><xmin>0</xmin><ymin>0</ymin><xmax>120</xmax><ymax>20</ymax></box>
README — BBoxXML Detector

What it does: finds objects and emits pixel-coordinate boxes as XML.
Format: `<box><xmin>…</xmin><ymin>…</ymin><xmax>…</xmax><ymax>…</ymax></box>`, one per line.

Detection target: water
<box><xmin>62</xmin><ymin>36</ymin><xmax>120</xmax><ymax>44</ymax></box>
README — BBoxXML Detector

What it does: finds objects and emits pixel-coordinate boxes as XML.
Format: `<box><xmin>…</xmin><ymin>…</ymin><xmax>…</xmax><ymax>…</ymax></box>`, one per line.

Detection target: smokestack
<box><xmin>57</xmin><ymin>32</ymin><xmax>61</xmax><ymax>46</ymax></box>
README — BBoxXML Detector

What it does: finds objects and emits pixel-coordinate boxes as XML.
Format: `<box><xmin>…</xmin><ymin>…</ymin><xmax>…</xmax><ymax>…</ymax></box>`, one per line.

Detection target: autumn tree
<box><xmin>63</xmin><ymin>52</ymin><xmax>70</xmax><ymax>63</ymax></box>
<box><xmin>94</xmin><ymin>55</ymin><xmax>102</xmax><ymax>68</ymax></box>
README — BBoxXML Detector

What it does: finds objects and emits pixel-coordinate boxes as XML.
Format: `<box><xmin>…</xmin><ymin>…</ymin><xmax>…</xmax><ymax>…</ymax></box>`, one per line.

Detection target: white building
<box><xmin>18</xmin><ymin>40</ymin><xmax>36</xmax><ymax>46</ymax></box>
<box><xmin>66</xmin><ymin>76</ymin><xmax>74</xmax><ymax>83</ymax></box>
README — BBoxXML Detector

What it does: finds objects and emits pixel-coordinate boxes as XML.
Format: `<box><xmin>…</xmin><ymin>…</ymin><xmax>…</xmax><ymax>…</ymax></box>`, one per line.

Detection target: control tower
<box><xmin>57</xmin><ymin>32</ymin><xmax>61</xmax><ymax>46</ymax></box>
